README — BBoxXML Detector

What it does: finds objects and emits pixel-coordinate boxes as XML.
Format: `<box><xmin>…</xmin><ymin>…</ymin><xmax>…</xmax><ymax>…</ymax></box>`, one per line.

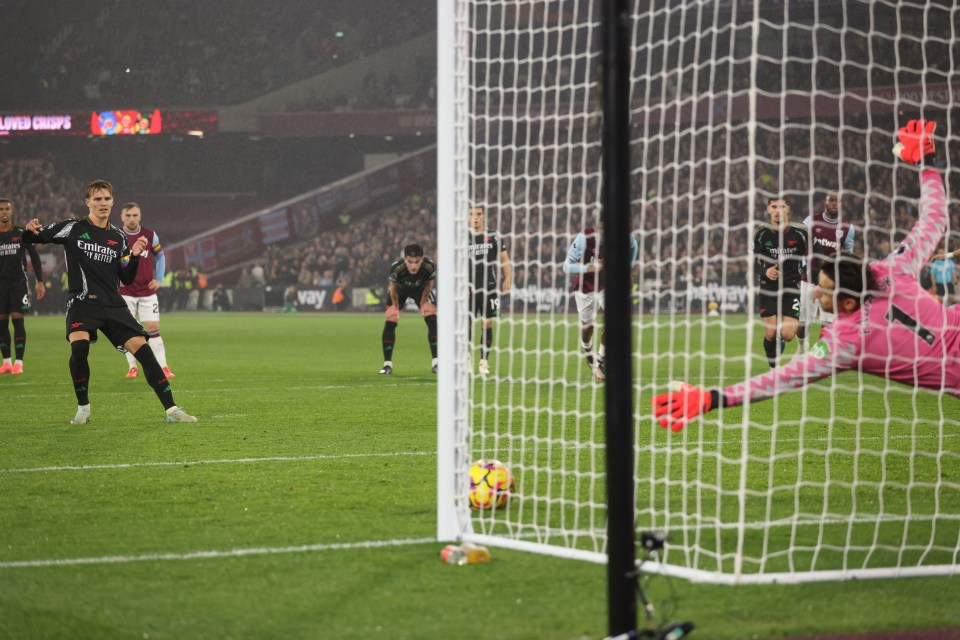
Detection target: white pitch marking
<box><xmin>1</xmin><ymin>451</ymin><xmax>436</xmax><ymax>474</ymax></box>
<box><xmin>14</xmin><ymin>381</ymin><xmax>434</xmax><ymax>398</ymax></box>
<box><xmin>0</xmin><ymin>537</ymin><xmax>436</xmax><ymax>570</ymax></box>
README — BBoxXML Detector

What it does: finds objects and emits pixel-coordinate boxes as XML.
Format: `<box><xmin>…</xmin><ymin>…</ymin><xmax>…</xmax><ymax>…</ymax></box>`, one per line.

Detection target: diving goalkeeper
<box><xmin>653</xmin><ymin>119</ymin><xmax>960</xmax><ymax>432</ymax></box>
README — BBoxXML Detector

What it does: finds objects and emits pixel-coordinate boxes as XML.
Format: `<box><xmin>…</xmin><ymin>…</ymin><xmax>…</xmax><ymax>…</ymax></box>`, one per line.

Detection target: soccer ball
<box><xmin>468</xmin><ymin>459</ymin><xmax>515</xmax><ymax>510</ymax></box>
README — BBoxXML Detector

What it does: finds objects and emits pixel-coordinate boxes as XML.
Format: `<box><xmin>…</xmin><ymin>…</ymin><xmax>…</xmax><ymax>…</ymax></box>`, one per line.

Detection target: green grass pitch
<box><xmin>1</xmin><ymin>312</ymin><xmax>958</xmax><ymax>639</ymax></box>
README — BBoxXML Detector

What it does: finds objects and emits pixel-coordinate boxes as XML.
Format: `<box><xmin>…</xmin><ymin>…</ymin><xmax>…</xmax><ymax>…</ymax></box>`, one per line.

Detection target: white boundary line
<box><xmin>11</xmin><ymin>381</ymin><xmax>436</xmax><ymax>398</ymax></box>
<box><xmin>0</xmin><ymin>537</ymin><xmax>437</xmax><ymax>570</ymax></box>
<box><xmin>3</xmin><ymin>430</ymin><xmax>956</xmax><ymax>474</ymax></box>
<box><xmin>1</xmin><ymin>451</ymin><xmax>436</xmax><ymax>474</ymax></box>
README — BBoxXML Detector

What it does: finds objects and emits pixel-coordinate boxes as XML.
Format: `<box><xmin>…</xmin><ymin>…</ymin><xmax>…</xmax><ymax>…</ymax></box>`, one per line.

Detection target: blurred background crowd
<box><xmin>2</xmin><ymin>0</ymin><xmax>958</xmax><ymax>313</ymax></box>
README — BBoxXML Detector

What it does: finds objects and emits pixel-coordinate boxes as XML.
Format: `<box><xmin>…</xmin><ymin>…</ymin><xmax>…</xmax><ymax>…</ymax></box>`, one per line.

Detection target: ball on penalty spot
<box><xmin>468</xmin><ymin>460</ymin><xmax>515</xmax><ymax>510</ymax></box>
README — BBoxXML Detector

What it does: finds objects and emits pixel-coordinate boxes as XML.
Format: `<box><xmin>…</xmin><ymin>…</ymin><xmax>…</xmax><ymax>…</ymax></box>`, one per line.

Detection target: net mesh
<box><xmin>447</xmin><ymin>0</ymin><xmax>960</xmax><ymax>583</ymax></box>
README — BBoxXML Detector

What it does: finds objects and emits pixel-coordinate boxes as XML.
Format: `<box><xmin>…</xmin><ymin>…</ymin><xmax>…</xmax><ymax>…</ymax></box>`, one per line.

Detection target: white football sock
<box><xmin>150</xmin><ymin>336</ymin><xmax>168</xmax><ymax>368</ymax></box>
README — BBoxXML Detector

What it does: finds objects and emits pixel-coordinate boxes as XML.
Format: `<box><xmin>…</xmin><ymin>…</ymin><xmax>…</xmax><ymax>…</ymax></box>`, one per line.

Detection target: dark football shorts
<box><xmin>758</xmin><ymin>289</ymin><xmax>801</xmax><ymax>320</ymax></box>
<box><xmin>65</xmin><ymin>300</ymin><xmax>147</xmax><ymax>349</ymax></box>
<box><xmin>0</xmin><ymin>284</ymin><xmax>30</xmax><ymax>314</ymax></box>
<box><xmin>397</xmin><ymin>288</ymin><xmax>437</xmax><ymax>310</ymax></box>
<box><xmin>471</xmin><ymin>289</ymin><xmax>500</xmax><ymax>319</ymax></box>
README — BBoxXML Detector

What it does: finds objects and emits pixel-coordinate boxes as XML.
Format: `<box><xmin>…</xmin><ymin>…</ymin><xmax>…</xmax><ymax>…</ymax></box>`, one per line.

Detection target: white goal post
<box><xmin>438</xmin><ymin>0</ymin><xmax>960</xmax><ymax>584</ymax></box>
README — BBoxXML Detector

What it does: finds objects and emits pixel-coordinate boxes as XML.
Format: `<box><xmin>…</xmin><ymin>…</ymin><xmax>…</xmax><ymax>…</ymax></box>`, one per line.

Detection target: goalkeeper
<box><xmin>653</xmin><ymin>119</ymin><xmax>960</xmax><ymax>432</ymax></box>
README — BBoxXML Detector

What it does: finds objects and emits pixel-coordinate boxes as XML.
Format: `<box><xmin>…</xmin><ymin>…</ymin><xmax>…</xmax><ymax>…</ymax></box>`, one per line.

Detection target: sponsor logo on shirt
<box><xmin>77</xmin><ymin>240</ymin><xmax>119</xmax><ymax>263</ymax></box>
<box><xmin>766</xmin><ymin>247</ymin><xmax>802</xmax><ymax>256</ymax></box>
<box><xmin>809</xmin><ymin>341</ymin><xmax>830</xmax><ymax>359</ymax></box>
<box><xmin>469</xmin><ymin>241</ymin><xmax>495</xmax><ymax>254</ymax></box>
<box><xmin>813</xmin><ymin>236</ymin><xmax>841</xmax><ymax>251</ymax></box>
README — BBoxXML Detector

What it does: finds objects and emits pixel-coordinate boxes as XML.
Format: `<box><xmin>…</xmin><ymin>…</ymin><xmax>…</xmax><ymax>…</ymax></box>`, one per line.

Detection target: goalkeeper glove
<box><xmin>651</xmin><ymin>382</ymin><xmax>714</xmax><ymax>432</ymax></box>
<box><xmin>892</xmin><ymin>119</ymin><xmax>936</xmax><ymax>165</ymax></box>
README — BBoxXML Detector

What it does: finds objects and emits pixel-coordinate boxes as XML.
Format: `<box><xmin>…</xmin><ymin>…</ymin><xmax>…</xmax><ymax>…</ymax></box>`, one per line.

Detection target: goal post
<box><xmin>439</xmin><ymin>0</ymin><xmax>960</xmax><ymax>586</ymax></box>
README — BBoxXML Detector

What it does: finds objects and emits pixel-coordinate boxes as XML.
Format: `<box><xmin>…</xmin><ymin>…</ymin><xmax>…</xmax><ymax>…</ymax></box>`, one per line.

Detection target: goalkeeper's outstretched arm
<box><xmin>653</xmin><ymin>118</ymin><xmax>949</xmax><ymax>433</ymax></box>
<box><xmin>651</xmin><ymin>345</ymin><xmax>856</xmax><ymax>432</ymax></box>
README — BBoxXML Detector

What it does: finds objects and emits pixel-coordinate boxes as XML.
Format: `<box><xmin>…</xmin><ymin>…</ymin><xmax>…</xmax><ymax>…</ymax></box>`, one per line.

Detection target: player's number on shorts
<box><xmin>489</xmin><ymin>298</ymin><xmax>500</xmax><ymax>312</ymax></box>
<box><xmin>886</xmin><ymin>304</ymin><xmax>935</xmax><ymax>346</ymax></box>
<box><xmin>21</xmin><ymin>294</ymin><xmax>29</xmax><ymax>305</ymax></box>
<box><xmin>792</xmin><ymin>297</ymin><xmax>800</xmax><ymax>313</ymax></box>
<box><xmin>152</xmin><ymin>301</ymin><xmax>159</xmax><ymax>314</ymax></box>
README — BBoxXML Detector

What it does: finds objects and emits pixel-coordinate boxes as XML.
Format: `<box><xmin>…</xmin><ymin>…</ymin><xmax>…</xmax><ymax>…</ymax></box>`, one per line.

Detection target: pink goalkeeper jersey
<box><xmin>725</xmin><ymin>168</ymin><xmax>960</xmax><ymax>406</ymax></box>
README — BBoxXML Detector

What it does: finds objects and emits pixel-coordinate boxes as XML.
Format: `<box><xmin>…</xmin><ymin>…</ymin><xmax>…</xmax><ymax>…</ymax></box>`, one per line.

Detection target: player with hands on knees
<box><xmin>653</xmin><ymin>118</ymin><xmax>959</xmax><ymax>433</ymax></box>
<box><xmin>379</xmin><ymin>243</ymin><xmax>438</xmax><ymax>375</ymax></box>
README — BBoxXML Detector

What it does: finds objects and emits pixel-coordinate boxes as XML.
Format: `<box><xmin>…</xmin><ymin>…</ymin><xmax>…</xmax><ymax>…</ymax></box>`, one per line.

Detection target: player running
<box><xmin>653</xmin><ymin>119</ymin><xmax>960</xmax><ymax>432</ymax></box>
<box><xmin>23</xmin><ymin>180</ymin><xmax>196</xmax><ymax>425</ymax></box>
<box><xmin>753</xmin><ymin>197</ymin><xmax>809</xmax><ymax>367</ymax></box>
<box><xmin>468</xmin><ymin>205</ymin><xmax>511</xmax><ymax>375</ymax></box>
<box><xmin>0</xmin><ymin>198</ymin><xmax>45</xmax><ymax>375</ymax></box>
<box><xmin>379</xmin><ymin>243</ymin><xmax>438</xmax><ymax>375</ymax></box>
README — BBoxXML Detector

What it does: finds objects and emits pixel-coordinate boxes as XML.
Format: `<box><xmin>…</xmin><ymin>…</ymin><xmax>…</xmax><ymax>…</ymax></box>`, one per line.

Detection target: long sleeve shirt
<box><xmin>23</xmin><ymin>216</ymin><xmax>140</xmax><ymax>308</ymax></box>
<box><xmin>723</xmin><ymin>169</ymin><xmax>960</xmax><ymax>406</ymax></box>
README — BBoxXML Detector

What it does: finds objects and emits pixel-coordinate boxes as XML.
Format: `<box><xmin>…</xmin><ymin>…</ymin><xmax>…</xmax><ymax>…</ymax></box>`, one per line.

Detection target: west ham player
<box><xmin>0</xmin><ymin>198</ymin><xmax>45</xmax><ymax>374</ymax></box>
<box><xmin>797</xmin><ymin>191</ymin><xmax>856</xmax><ymax>350</ymax></box>
<box><xmin>468</xmin><ymin>205</ymin><xmax>511</xmax><ymax>375</ymax></box>
<box><xmin>379</xmin><ymin>243</ymin><xmax>438</xmax><ymax>375</ymax></box>
<box><xmin>654</xmin><ymin>119</ymin><xmax>959</xmax><ymax>432</ymax></box>
<box><xmin>118</xmin><ymin>203</ymin><xmax>175</xmax><ymax>379</ymax></box>
<box><xmin>562</xmin><ymin>210</ymin><xmax>638</xmax><ymax>381</ymax></box>
<box><xmin>753</xmin><ymin>198</ymin><xmax>809</xmax><ymax>367</ymax></box>
<box><xmin>23</xmin><ymin>180</ymin><xmax>196</xmax><ymax>425</ymax></box>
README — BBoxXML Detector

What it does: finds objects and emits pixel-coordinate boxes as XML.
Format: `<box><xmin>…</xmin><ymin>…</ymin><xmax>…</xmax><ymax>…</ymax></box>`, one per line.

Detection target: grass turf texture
<box><xmin>0</xmin><ymin>312</ymin><xmax>957</xmax><ymax>639</ymax></box>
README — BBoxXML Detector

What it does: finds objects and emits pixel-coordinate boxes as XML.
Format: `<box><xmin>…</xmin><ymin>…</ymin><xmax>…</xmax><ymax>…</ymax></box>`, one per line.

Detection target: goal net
<box><xmin>438</xmin><ymin>0</ymin><xmax>960</xmax><ymax>583</ymax></box>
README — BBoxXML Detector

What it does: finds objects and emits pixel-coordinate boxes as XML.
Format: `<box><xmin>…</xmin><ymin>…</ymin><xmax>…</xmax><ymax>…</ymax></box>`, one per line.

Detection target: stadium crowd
<box><xmin>3</xmin><ymin>0</ymin><xmax>435</xmax><ymax>108</ymax></box>
<box><xmin>258</xmin><ymin>191</ymin><xmax>437</xmax><ymax>295</ymax></box>
<box><xmin>6</xmin><ymin>110</ymin><xmax>959</xmax><ymax>314</ymax></box>
<box><xmin>3</xmin><ymin>0</ymin><xmax>958</xmax><ymax>313</ymax></box>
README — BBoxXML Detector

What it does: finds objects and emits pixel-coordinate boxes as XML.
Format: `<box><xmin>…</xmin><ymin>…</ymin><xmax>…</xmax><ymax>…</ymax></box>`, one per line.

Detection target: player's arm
<box><xmin>652</xmin><ymin>338</ymin><xmax>857</xmax><ymax>432</ymax></box>
<box><xmin>22</xmin><ymin>218</ymin><xmax>70</xmax><ymax>244</ymax></box>
<box><xmin>25</xmin><ymin>242</ymin><xmax>46</xmax><ymax>300</ymax></box>
<box><xmin>797</xmin><ymin>224</ymin><xmax>811</xmax><ymax>276</ymax></box>
<box><xmin>119</xmin><ymin>236</ymin><xmax>146</xmax><ymax>286</ymax></box>
<box><xmin>383</xmin><ymin>280</ymin><xmax>401</xmax><ymax>322</ymax></box>
<box><xmin>420</xmin><ymin>279</ymin><xmax>437</xmax><ymax>317</ymax></box>
<box><xmin>499</xmin><ymin>248</ymin><xmax>512</xmax><ymax>294</ymax></box>
<box><xmin>843</xmin><ymin>225</ymin><xmax>855</xmax><ymax>253</ymax></box>
<box><xmin>884</xmin><ymin>119</ymin><xmax>945</xmax><ymax>275</ymax></box>
<box><xmin>388</xmin><ymin>281</ymin><xmax>399</xmax><ymax>308</ymax></box>
<box><xmin>562</xmin><ymin>233</ymin><xmax>591</xmax><ymax>274</ymax></box>
<box><xmin>150</xmin><ymin>231</ymin><xmax>164</xmax><ymax>291</ymax></box>
<box><xmin>753</xmin><ymin>227</ymin><xmax>777</xmax><ymax>281</ymax></box>
<box><xmin>420</xmin><ymin>279</ymin><xmax>434</xmax><ymax>305</ymax></box>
